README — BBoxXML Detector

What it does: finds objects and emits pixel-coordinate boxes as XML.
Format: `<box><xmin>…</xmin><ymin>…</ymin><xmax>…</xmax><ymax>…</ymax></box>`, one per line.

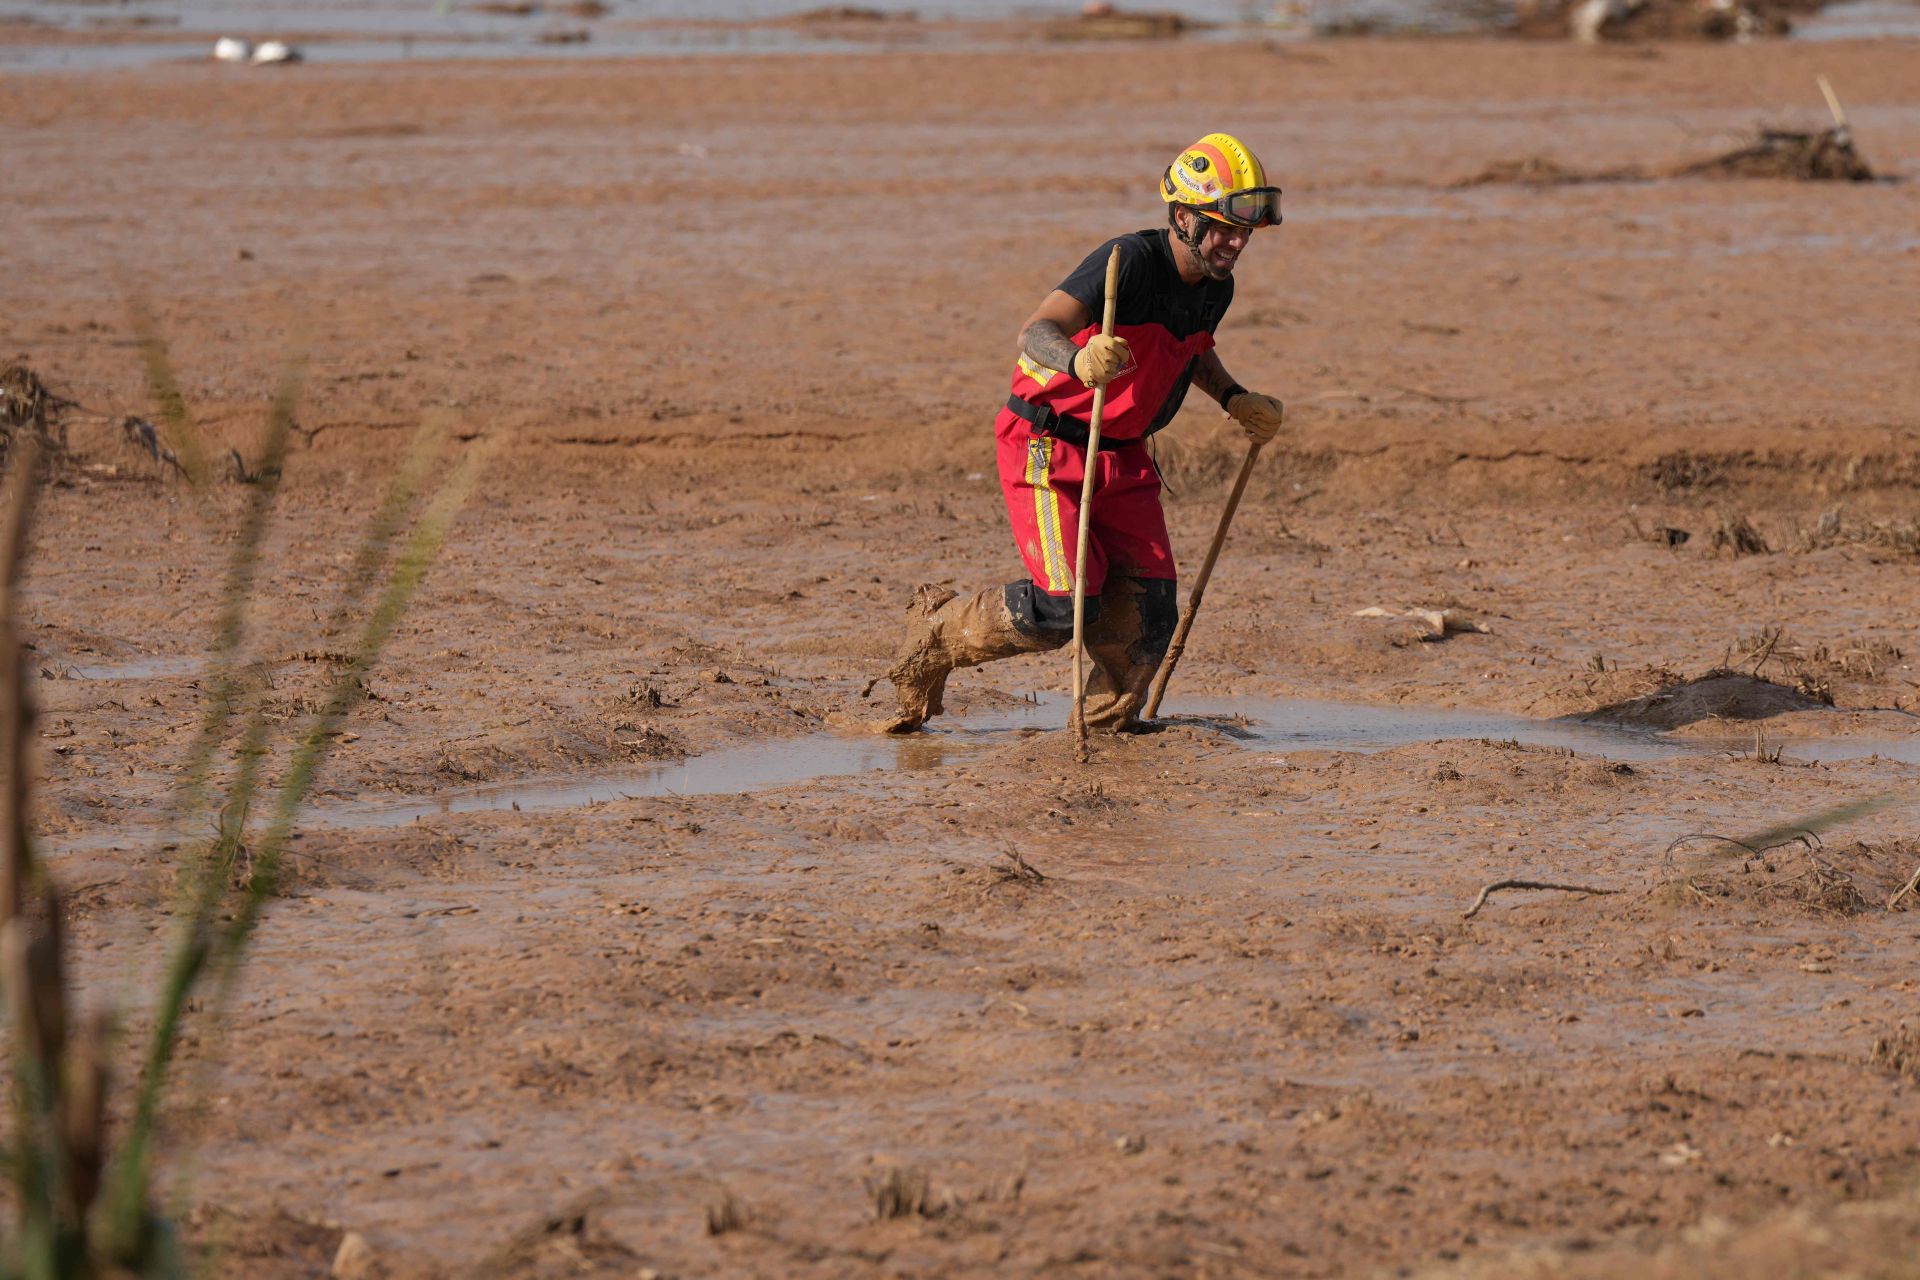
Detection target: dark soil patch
<box><xmin>1455</xmin><ymin>155</ymin><xmax>1646</xmax><ymax>187</ymax></box>
<box><xmin>1670</xmin><ymin>127</ymin><xmax>1874</xmax><ymax>182</ymax></box>
<box><xmin>1582</xmin><ymin>671</ymin><xmax>1829</xmax><ymax>730</ymax></box>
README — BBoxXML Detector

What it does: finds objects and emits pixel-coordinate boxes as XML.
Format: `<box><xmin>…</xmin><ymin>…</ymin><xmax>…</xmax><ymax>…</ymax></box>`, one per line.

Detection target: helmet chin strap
<box><xmin>1173</xmin><ymin>208</ymin><xmax>1211</xmax><ymax>273</ymax></box>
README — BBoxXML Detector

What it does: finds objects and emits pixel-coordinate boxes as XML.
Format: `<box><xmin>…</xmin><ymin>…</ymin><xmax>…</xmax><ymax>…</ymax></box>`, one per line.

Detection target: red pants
<box><xmin>994</xmin><ymin>408</ymin><xmax>1175</xmax><ymax>600</ymax></box>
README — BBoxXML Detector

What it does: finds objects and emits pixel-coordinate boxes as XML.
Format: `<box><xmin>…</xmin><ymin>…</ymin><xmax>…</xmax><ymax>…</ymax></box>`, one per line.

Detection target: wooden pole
<box><xmin>1070</xmin><ymin>246</ymin><xmax>1123</xmax><ymax>760</ymax></box>
<box><xmin>1143</xmin><ymin>440</ymin><xmax>1263</xmax><ymax>721</ymax></box>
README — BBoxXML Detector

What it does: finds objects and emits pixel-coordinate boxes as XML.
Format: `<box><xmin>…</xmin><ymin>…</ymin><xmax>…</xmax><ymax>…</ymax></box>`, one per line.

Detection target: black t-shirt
<box><xmin>1054</xmin><ymin>229</ymin><xmax>1234</xmax><ymax>341</ymax></box>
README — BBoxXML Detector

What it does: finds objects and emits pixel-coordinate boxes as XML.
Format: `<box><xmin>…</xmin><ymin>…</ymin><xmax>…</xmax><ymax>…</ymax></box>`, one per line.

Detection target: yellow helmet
<box><xmin>1160</xmin><ymin>133</ymin><xmax>1281</xmax><ymax>228</ymax></box>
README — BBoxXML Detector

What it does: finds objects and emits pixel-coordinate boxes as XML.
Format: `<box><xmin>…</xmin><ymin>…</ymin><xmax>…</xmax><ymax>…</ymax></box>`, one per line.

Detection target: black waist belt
<box><xmin>1006</xmin><ymin>395</ymin><xmax>1134</xmax><ymax>452</ymax></box>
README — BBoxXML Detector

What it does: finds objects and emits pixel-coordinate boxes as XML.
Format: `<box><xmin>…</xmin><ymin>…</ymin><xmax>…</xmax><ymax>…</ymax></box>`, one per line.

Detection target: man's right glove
<box><xmin>1070</xmin><ymin>334</ymin><xmax>1132</xmax><ymax>388</ymax></box>
<box><xmin>1226</xmin><ymin>391</ymin><xmax>1285</xmax><ymax>445</ymax></box>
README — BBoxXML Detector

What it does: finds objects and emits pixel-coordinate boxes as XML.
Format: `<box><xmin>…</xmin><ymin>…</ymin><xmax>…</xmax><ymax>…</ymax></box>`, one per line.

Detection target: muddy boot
<box><xmin>870</xmin><ymin>584</ymin><xmax>1066</xmax><ymax>733</ymax></box>
<box><xmin>1081</xmin><ymin>577</ymin><xmax>1178</xmax><ymax>733</ymax></box>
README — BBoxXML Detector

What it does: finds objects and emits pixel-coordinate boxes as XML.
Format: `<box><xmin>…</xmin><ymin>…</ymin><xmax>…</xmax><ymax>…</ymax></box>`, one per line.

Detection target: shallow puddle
<box><xmin>56</xmin><ymin>655</ymin><xmax>204</xmax><ymax>681</ymax></box>
<box><xmin>46</xmin><ymin>693</ymin><xmax>1920</xmax><ymax>853</ymax></box>
<box><xmin>1213</xmin><ymin>697</ymin><xmax>1692</xmax><ymax>761</ymax></box>
<box><xmin>323</xmin><ymin>699</ymin><xmax>1063</xmax><ymax>829</ymax></box>
<box><xmin>295</xmin><ymin>694</ymin><xmax>1920</xmax><ymax>831</ymax></box>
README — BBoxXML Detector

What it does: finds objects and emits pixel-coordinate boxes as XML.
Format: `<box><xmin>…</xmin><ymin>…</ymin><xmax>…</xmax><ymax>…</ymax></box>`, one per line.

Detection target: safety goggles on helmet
<box><xmin>1189</xmin><ymin>186</ymin><xmax>1283</xmax><ymax>229</ymax></box>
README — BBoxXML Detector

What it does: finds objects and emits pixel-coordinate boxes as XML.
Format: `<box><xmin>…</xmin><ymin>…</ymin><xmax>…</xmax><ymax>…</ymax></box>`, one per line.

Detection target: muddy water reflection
<box><xmin>294</xmin><ymin>693</ymin><xmax>1920</xmax><ymax>830</ymax></box>
<box><xmin>52</xmin><ymin>694</ymin><xmax>1920</xmax><ymax>851</ymax></box>
<box><xmin>320</xmin><ymin>699</ymin><xmax>1064</xmax><ymax>828</ymax></box>
<box><xmin>1219</xmin><ymin>698</ymin><xmax>1691</xmax><ymax>761</ymax></box>
<box><xmin>315</xmin><ymin>695</ymin><xmax>1699</xmax><ymax>831</ymax></box>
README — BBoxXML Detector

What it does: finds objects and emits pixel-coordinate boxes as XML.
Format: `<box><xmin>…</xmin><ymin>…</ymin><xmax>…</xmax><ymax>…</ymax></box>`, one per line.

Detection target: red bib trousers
<box><xmin>994</xmin><ymin>407</ymin><xmax>1176</xmax><ymax>601</ymax></box>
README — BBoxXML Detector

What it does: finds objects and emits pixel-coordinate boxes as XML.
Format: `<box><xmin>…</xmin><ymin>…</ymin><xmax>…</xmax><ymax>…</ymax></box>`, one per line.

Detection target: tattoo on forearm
<box><xmin>1021</xmin><ymin>320</ymin><xmax>1084</xmax><ymax>376</ymax></box>
<box><xmin>1192</xmin><ymin>358</ymin><xmax>1234</xmax><ymax>406</ymax></box>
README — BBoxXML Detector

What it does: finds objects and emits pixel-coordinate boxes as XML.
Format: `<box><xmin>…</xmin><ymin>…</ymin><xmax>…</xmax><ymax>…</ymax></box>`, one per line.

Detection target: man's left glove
<box><xmin>1226</xmin><ymin>391</ymin><xmax>1285</xmax><ymax>445</ymax></box>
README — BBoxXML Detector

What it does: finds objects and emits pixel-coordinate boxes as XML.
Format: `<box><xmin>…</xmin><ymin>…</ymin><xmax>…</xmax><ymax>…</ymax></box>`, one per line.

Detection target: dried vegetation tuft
<box><xmin>0</xmin><ymin>364</ymin><xmax>72</xmax><ymax>472</ymax></box>
<box><xmin>1792</xmin><ymin>506</ymin><xmax>1920</xmax><ymax>557</ymax></box>
<box><xmin>867</xmin><ymin>1164</ymin><xmax>1024</xmax><ymax>1221</ymax></box>
<box><xmin>704</xmin><ymin>1190</ymin><xmax>749</xmax><ymax>1236</ymax></box>
<box><xmin>1721</xmin><ymin>625</ymin><xmax>1900</xmax><ymax>703</ymax></box>
<box><xmin>1659</xmin><ymin>832</ymin><xmax>1917</xmax><ymax>916</ymax></box>
<box><xmin>1708</xmin><ymin>509</ymin><xmax>1770</xmax><ymax>557</ymax></box>
<box><xmin>1869</xmin><ymin>1022</ymin><xmax>1920</xmax><ymax>1084</ymax></box>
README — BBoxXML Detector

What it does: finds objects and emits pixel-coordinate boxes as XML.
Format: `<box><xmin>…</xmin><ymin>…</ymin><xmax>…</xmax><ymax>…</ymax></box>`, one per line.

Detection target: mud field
<box><xmin>5</xmin><ymin>34</ymin><xmax>1920</xmax><ymax>1279</ymax></box>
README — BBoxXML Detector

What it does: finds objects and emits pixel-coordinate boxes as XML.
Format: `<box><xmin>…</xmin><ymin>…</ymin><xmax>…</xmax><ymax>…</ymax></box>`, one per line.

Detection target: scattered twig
<box><xmin>1890</xmin><ymin>864</ymin><xmax>1920</xmax><ymax>911</ymax></box>
<box><xmin>1463</xmin><ymin>878</ymin><xmax>1619</xmax><ymax>919</ymax></box>
<box><xmin>992</xmin><ymin>849</ymin><xmax>1048</xmax><ymax>886</ymax></box>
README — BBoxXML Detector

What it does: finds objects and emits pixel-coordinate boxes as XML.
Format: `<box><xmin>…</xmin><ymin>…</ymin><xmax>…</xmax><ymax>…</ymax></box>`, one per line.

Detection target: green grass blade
<box><xmin>124</xmin><ymin>297</ymin><xmax>212</xmax><ymax>490</ymax></box>
<box><xmin>230</xmin><ymin>437</ymin><xmax>494</xmax><ymax>954</ymax></box>
<box><xmin>110</xmin><ymin>414</ymin><xmax>447</xmax><ymax>1260</ymax></box>
<box><xmin>101</xmin><ymin>355</ymin><xmax>304</xmax><ymax>1262</ymax></box>
<box><xmin>164</xmin><ymin>353</ymin><xmax>302</xmax><ymax>841</ymax></box>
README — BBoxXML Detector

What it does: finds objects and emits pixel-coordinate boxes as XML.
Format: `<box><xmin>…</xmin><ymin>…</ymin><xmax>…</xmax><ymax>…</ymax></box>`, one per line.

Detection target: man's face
<box><xmin>1180</xmin><ymin>211</ymin><xmax>1256</xmax><ymax>281</ymax></box>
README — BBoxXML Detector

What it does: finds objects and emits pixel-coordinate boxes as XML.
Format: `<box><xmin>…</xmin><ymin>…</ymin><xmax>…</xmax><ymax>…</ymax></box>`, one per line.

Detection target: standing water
<box><xmin>0</xmin><ymin>0</ymin><xmax>1616</xmax><ymax>71</ymax></box>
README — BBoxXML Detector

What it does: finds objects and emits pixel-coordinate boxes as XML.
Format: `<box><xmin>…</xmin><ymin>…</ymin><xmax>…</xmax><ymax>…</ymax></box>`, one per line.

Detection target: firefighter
<box><xmin>874</xmin><ymin>133</ymin><xmax>1287</xmax><ymax>734</ymax></box>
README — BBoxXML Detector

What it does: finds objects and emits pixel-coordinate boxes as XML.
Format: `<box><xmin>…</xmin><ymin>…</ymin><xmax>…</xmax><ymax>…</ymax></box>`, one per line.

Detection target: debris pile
<box><xmin>0</xmin><ymin>364</ymin><xmax>70</xmax><ymax>470</ymax></box>
<box><xmin>1045</xmin><ymin>4</ymin><xmax>1201</xmax><ymax>39</ymax></box>
<box><xmin>1460</xmin><ymin>93</ymin><xmax>1874</xmax><ymax>188</ymax></box>
<box><xmin>1512</xmin><ymin>0</ymin><xmax>1825</xmax><ymax>40</ymax></box>
<box><xmin>1671</xmin><ymin>126</ymin><xmax>1873</xmax><ymax>181</ymax></box>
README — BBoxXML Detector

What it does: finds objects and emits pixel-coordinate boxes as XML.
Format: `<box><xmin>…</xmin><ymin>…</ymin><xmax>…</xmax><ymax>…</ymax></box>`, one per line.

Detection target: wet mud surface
<box><xmin>6</xmin><ymin>36</ymin><xmax>1920</xmax><ymax>1279</ymax></box>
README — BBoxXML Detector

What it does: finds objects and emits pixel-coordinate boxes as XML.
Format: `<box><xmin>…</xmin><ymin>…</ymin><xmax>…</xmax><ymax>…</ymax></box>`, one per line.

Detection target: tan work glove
<box><xmin>1069</xmin><ymin>334</ymin><xmax>1132</xmax><ymax>388</ymax></box>
<box><xmin>1226</xmin><ymin>390</ymin><xmax>1285</xmax><ymax>445</ymax></box>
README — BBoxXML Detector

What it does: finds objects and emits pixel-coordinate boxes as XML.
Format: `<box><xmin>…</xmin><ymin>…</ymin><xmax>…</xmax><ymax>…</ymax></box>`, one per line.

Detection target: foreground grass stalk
<box><xmin>124</xmin><ymin>299</ymin><xmax>211</xmax><ymax>489</ymax></box>
<box><xmin>103</xmin><ymin>433</ymin><xmax>492</xmax><ymax>1261</ymax></box>
<box><xmin>2</xmin><ymin>440</ymin><xmax>117</xmax><ymax>1279</ymax></box>
<box><xmin>235</xmin><ymin>436</ymin><xmax>494</xmax><ymax>948</ymax></box>
<box><xmin>97</xmin><ymin>362</ymin><xmax>305</xmax><ymax>1258</ymax></box>
<box><xmin>163</xmin><ymin>354</ymin><xmax>302</xmax><ymax>838</ymax></box>
<box><xmin>6</xmin><ymin>311</ymin><xmax>484</xmax><ymax>1274</ymax></box>
<box><xmin>1733</xmin><ymin>793</ymin><xmax>1903</xmax><ymax>862</ymax></box>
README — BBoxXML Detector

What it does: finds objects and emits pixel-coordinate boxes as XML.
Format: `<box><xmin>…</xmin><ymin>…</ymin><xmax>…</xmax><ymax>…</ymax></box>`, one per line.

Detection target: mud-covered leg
<box><xmin>871</xmin><ymin>582</ymin><xmax>1068</xmax><ymax>733</ymax></box>
<box><xmin>1081</xmin><ymin>577</ymin><xmax>1177</xmax><ymax>733</ymax></box>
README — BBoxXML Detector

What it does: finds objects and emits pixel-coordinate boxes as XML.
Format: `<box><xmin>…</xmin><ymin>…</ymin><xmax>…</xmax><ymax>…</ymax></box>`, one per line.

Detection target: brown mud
<box><xmin>5</xmin><ymin>36</ymin><xmax>1920</xmax><ymax>1280</ymax></box>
